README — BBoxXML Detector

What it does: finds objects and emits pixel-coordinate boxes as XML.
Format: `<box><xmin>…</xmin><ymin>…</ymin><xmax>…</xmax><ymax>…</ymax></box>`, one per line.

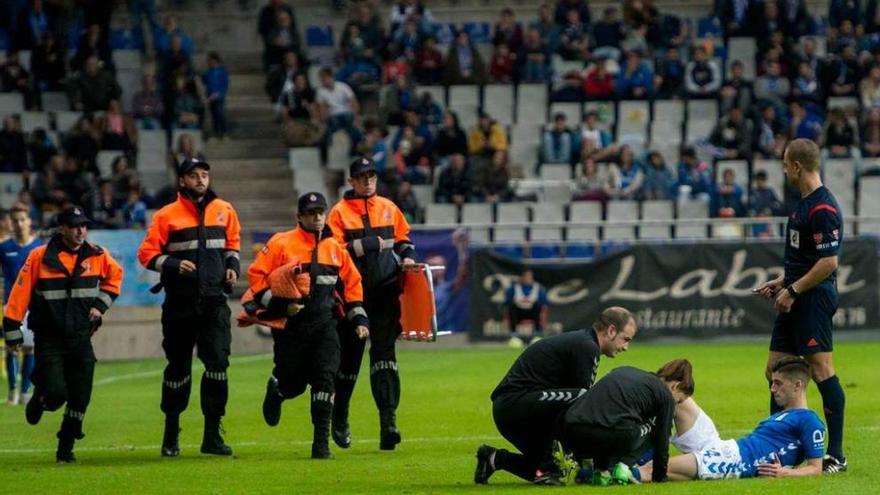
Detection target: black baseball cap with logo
<box><xmin>349</xmin><ymin>157</ymin><xmax>377</xmax><ymax>177</ymax></box>
<box><xmin>177</xmin><ymin>157</ymin><xmax>211</xmax><ymax>176</ymax></box>
<box><xmin>57</xmin><ymin>206</ymin><xmax>91</xmax><ymax>227</ymax></box>
<box><xmin>298</xmin><ymin>192</ymin><xmax>328</xmax><ymax>213</ymax></box>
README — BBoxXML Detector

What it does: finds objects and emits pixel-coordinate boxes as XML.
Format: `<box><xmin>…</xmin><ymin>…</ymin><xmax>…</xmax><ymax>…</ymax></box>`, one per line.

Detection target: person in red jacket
<box><xmin>584</xmin><ymin>59</ymin><xmax>615</xmax><ymax>99</ymax></box>
<box><xmin>4</xmin><ymin>206</ymin><xmax>123</xmax><ymax>462</ymax></box>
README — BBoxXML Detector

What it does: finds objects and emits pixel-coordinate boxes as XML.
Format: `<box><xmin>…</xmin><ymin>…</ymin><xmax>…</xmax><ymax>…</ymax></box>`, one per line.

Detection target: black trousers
<box><xmin>334</xmin><ymin>284</ymin><xmax>402</xmax><ymax>422</ymax></box>
<box><xmin>508</xmin><ymin>306</ymin><xmax>543</xmax><ymax>335</ymax></box>
<box><xmin>160</xmin><ymin>302</ymin><xmax>231</xmax><ymax>418</ymax></box>
<box><xmin>559</xmin><ymin>421</ymin><xmax>647</xmax><ymax>470</ymax></box>
<box><xmin>491</xmin><ymin>389</ymin><xmax>583</xmax><ymax>481</ymax></box>
<box><xmin>31</xmin><ymin>337</ymin><xmax>96</xmax><ymax>440</ymax></box>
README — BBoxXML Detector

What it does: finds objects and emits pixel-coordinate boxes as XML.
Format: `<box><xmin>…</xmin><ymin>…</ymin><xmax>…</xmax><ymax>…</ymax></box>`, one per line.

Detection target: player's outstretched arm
<box><xmin>757</xmin><ymin>457</ymin><xmax>822</xmax><ymax>478</ymax></box>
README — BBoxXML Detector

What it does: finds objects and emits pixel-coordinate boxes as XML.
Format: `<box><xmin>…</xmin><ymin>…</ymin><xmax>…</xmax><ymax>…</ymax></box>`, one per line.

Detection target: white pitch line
<box><xmin>93</xmin><ymin>354</ymin><xmax>272</xmax><ymax>386</ymax></box>
<box><xmin>0</xmin><ymin>435</ymin><xmax>504</xmax><ymax>454</ymax></box>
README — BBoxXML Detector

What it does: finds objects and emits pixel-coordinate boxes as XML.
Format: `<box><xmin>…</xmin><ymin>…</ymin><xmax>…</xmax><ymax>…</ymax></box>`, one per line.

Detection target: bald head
<box><xmin>784</xmin><ymin>138</ymin><xmax>821</xmax><ymax>172</ymax></box>
<box><xmin>592</xmin><ymin>306</ymin><xmax>637</xmax><ymax>357</ymax></box>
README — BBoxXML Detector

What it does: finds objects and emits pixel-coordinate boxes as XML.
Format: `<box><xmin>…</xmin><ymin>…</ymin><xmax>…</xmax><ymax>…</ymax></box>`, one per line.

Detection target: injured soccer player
<box><xmin>638</xmin><ymin>355</ymin><xmax>825</xmax><ymax>482</ymax></box>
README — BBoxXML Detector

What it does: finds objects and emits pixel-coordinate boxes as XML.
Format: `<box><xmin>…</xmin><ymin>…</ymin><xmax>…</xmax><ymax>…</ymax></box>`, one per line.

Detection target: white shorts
<box><xmin>695</xmin><ymin>439</ymin><xmax>746</xmax><ymax>480</ymax></box>
<box><xmin>672</xmin><ymin>409</ymin><xmax>722</xmax><ymax>453</ymax></box>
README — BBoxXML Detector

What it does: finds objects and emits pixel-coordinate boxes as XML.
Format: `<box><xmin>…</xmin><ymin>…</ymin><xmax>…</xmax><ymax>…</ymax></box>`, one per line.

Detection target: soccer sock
<box><xmin>493</xmin><ymin>449</ymin><xmax>539</xmax><ymax>482</ymax></box>
<box><xmin>21</xmin><ymin>353</ymin><xmax>35</xmax><ymax>394</ymax></box>
<box><xmin>817</xmin><ymin>375</ymin><xmax>846</xmax><ymax>459</ymax></box>
<box><xmin>5</xmin><ymin>350</ymin><xmax>18</xmax><ymax>393</ymax></box>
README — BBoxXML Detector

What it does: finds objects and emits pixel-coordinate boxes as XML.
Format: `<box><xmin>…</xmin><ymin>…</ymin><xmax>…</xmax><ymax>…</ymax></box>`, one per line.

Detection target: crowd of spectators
<box><xmin>0</xmin><ymin>1</ymin><xmax>222</xmax><ymax>228</ymax></box>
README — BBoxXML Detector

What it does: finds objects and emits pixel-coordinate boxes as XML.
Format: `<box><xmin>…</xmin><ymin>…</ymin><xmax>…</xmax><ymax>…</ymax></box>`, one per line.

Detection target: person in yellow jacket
<box><xmin>468</xmin><ymin>112</ymin><xmax>509</xmax><ymax>160</ymax></box>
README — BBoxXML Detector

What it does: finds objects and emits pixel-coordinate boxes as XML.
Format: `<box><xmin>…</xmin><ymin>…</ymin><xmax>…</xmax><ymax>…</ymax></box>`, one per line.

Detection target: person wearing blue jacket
<box><xmin>202</xmin><ymin>52</ymin><xmax>230</xmax><ymax>139</ymax></box>
<box><xmin>616</xmin><ymin>50</ymin><xmax>653</xmax><ymax>99</ymax></box>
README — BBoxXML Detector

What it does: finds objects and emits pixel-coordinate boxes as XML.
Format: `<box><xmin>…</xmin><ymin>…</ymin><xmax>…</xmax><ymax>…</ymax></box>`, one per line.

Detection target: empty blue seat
<box><xmin>462</xmin><ymin>22</ymin><xmax>491</xmax><ymax>44</ymax></box>
<box><xmin>530</xmin><ymin>244</ymin><xmax>562</xmax><ymax>259</ymax></box>
<box><xmin>697</xmin><ymin>16</ymin><xmax>721</xmax><ymax>38</ymax></box>
<box><xmin>494</xmin><ymin>245</ymin><xmax>524</xmax><ymax>259</ymax></box>
<box><xmin>306</xmin><ymin>26</ymin><xmax>334</xmax><ymax>47</ymax></box>
<box><xmin>564</xmin><ymin>243</ymin><xmax>595</xmax><ymax>259</ymax></box>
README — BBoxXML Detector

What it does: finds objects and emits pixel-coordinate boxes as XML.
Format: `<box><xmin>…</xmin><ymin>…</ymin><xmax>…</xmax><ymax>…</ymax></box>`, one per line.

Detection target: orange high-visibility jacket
<box><xmin>247</xmin><ymin>225</ymin><xmax>368</xmax><ymax>329</ymax></box>
<box><xmin>3</xmin><ymin>235</ymin><xmax>123</xmax><ymax>343</ymax></box>
<box><xmin>137</xmin><ymin>191</ymin><xmax>240</xmax><ymax>301</ymax></box>
<box><xmin>327</xmin><ymin>191</ymin><xmax>415</xmax><ymax>289</ymax></box>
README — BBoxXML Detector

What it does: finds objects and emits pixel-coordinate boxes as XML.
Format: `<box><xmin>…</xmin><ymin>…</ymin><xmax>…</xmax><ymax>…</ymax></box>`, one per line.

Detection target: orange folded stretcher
<box><xmin>398</xmin><ymin>263</ymin><xmax>440</xmax><ymax>342</ymax></box>
<box><xmin>237</xmin><ymin>262</ymin><xmax>310</xmax><ymax>330</ymax></box>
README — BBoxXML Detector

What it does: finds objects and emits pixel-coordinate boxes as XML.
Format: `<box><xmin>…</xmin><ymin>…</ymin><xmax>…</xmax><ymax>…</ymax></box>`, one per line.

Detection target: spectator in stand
<box><xmin>720</xmin><ymin>60</ymin><xmax>753</xmax><ymax>113</ymax></box>
<box><xmin>710</xmin><ymin>106</ymin><xmax>754</xmax><ymax>159</ymax></box>
<box><xmin>68</xmin><ymin>55</ymin><xmax>121</xmax><ymax>113</ymax></box>
<box><xmin>583</xmin><ymin>59</ymin><xmax>615</xmax><ymax>99</ymax></box>
<box><xmin>828</xmin><ymin>0</ymin><xmax>862</xmax><ymax>30</ymax></box>
<box><xmin>58</xmin><ymin>156</ymin><xmax>95</xmax><ymax>208</ymax></box>
<box><xmin>92</xmin><ymin>179</ymin><xmax>124</xmax><ymax>229</ymax></box>
<box><xmin>97</xmin><ymin>98</ymin><xmax>137</xmax><ymax>153</ymax></box>
<box><xmin>202</xmin><ymin>52</ymin><xmax>230</xmax><ymax>140</ymax></box>
<box><xmin>518</xmin><ymin>28</ymin><xmax>550</xmax><ymax>83</ymax></box>
<box><xmin>754</xmin><ymin>60</ymin><xmax>790</xmax><ymax>111</ymax></box>
<box><xmin>436</xmin><ymin>153</ymin><xmax>472</xmax><ymax>205</ymax></box>
<box><xmin>390</xmin><ymin>20</ymin><xmax>420</xmax><ymax>63</ymax></box>
<box><xmin>111</xmin><ymin>155</ymin><xmax>137</xmax><ymax>200</ymax></box>
<box><xmin>414</xmin><ymin>37</ymin><xmax>444</xmax><ymax>83</ymax></box>
<box><xmin>62</xmin><ymin>116</ymin><xmax>100</xmax><ymax>173</ymax></box>
<box><xmin>159</xmin><ymin>34</ymin><xmax>194</xmax><ymax>96</ymax></box>
<box><xmin>592</xmin><ymin>7</ymin><xmax>625</xmax><ymax>60</ymax></box>
<box><xmin>435</xmin><ymin>111</ymin><xmax>468</xmax><ymax>165</ymax></box>
<box><xmin>336</xmin><ymin>55</ymin><xmax>382</xmax><ymax>95</ymax></box>
<box><xmin>278</xmin><ymin>75</ymin><xmax>320</xmax><ymax>149</ymax></box>
<box><xmin>132</xmin><ymin>74</ymin><xmax>164</xmax><ymax>130</ymax></box>
<box><xmin>535</xmin><ymin>2</ymin><xmax>561</xmax><ymax>53</ymax></box>
<box><xmin>316</xmin><ymin>67</ymin><xmax>362</xmax><ymax>164</ymax></box>
<box><xmin>607</xmin><ymin>146</ymin><xmax>644</xmax><ymax>200</ymax></box>
<box><xmin>542</xmin><ymin>113</ymin><xmax>573</xmax><ymax>164</ymax></box>
<box><xmin>30</xmin><ymin>153</ymin><xmax>67</xmax><ymax>213</ymax></box>
<box><xmin>468</xmin><ymin>112</ymin><xmax>508</xmax><ymax>166</ymax></box>
<box><xmin>778</xmin><ymin>0</ymin><xmax>810</xmax><ymax>39</ymax></box>
<box><xmin>795</xmin><ymin>37</ymin><xmax>822</xmax><ymax>74</ymax></box>
<box><xmin>360</xmin><ymin>121</ymin><xmax>388</xmax><ymax>176</ymax></box>
<box><xmin>824</xmin><ymin>108</ymin><xmax>859</xmax><ymax>158</ymax></box>
<box><xmin>490</xmin><ymin>43</ymin><xmax>517</xmax><ymax>83</ymax></box>
<box><xmin>753</xmin><ymin>105</ymin><xmax>787</xmax><ymax>159</ymax></box>
<box><xmin>678</xmin><ymin>146</ymin><xmax>713</xmax><ymax>199</ymax></box>
<box><xmin>792</xmin><ymin>61</ymin><xmax>823</xmax><ymax>106</ymax></box>
<box><xmin>70</xmin><ymin>24</ymin><xmax>113</xmax><ymax>73</ymax></box>
<box><xmin>171</xmin><ymin>132</ymin><xmax>206</xmax><ymax>171</ymax></box>
<box><xmin>0</xmin><ymin>116</ymin><xmax>28</xmax><ymax>173</ymax></box>
<box><xmin>0</xmin><ymin>51</ymin><xmax>36</xmax><ymax>110</ymax></box>
<box><xmin>866</xmin><ymin>0</ymin><xmax>880</xmax><ymax>34</ymax></box>
<box><xmin>77</xmin><ymin>0</ymin><xmax>114</xmax><ymax>45</ymax></box>
<box><xmin>616</xmin><ymin>49</ymin><xmax>653</xmax><ymax>99</ymax></box>
<box><xmin>416</xmin><ymin>92</ymin><xmax>443</xmax><ymax>126</ymax></box>
<box><xmin>258</xmin><ymin>0</ymin><xmax>295</xmax><ymax>57</ymax></box>
<box><xmin>492</xmin><ymin>8</ymin><xmax>524</xmax><ymax>53</ymax></box>
<box><xmin>788</xmin><ymin>100</ymin><xmax>823</xmax><ymax>141</ymax></box>
<box><xmin>860</xmin><ymin>66</ymin><xmax>880</xmax><ymax>109</ymax></box>
<box><xmin>17</xmin><ymin>190</ymin><xmax>41</xmax><ymax>225</ymax></box>
<box><xmin>342</xmin><ymin>3</ymin><xmax>385</xmax><ymax>64</ymax></box>
<box><xmin>825</xmin><ymin>45</ymin><xmax>859</xmax><ymax>97</ymax></box>
<box><xmin>579</xmin><ymin>111</ymin><xmax>617</xmax><ymax>162</ymax></box>
<box><xmin>30</xmin><ymin>31</ymin><xmax>66</xmax><ymax>92</ymax></box>
<box><xmin>393</xmin><ymin>181</ymin><xmax>419</xmax><ymax>223</ymax></box>
<box><xmin>122</xmin><ymin>188</ymin><xmax>148</xmax><ymax>228</ymax></box>
<box><xmin>391</xmin><ymin>115</ymin><xmax>432</xmax><ymax>184</ymax></box>
<box><xmin>266</xmin><ymin>50</ymin><xmax>302</xmax><ymax>103</ymax></box>
<box><xmin>754</xmin><ymin>2</ymin><xmax>782</xmax><ymax>52</ymax></box>
<box><xmin>573</xmin><ymin>157</ymin><xmax>613</xmax><ymax>202</ymax></box>
<box><xmin>749</xmin><ymin>170</ymin><xmax>783</xmax><ymax>216</ymax></box>
<box><xmin>475</xmin><ymin>150</ymin><xmax>513</xmax><ymax>203</ymax></box>
<box><xmin>389</xmin><ymin>0</ymin><xmax>435</xmax><ymax>37</ymax></box>
<box><xmin>623</xmin><ymin>0</ymin><xmax>658</xmax><ymax>30</ymax></box>
<box><xmin>711</xmin><ymin>168</ymin><xmax>746</xmax><ymax>218</ymax></box>
<box><xmin>554</xmin><ymin>0</ymin><xmax>591</xmax><ymax>25</ymax></box>
<box><xmin>379</xmin><ymin>74</ymin><xmax>414</xmax><ymax>126</ymax></box>
<box><xmin>684</xmin><ymin>46</ymin><xmax>722</xmax><ymax>99</ymax></box>
<box><xmin>171</xmin><ymin>76</ymin><xmax>204</xmax><ymax>130</ymax></box>
<box><xmin>155</xmin><ymin>15</ymin><xmax>194</xmax><ymax>58</ymax></box>
<box><xmin>264</xmin><ymin>10</ymin><xmax>303</xmax><ymax>71</ymax></box>
<box><xmin>128</xmin><ymin>0</ymin><xmax>161</xmax><ymax>51</ymax></box>
<box><xmin>444</xmin><ymin>31</ymin><xmax>488</xmax><ymax>85</ymax></box>
<box><xmin>718</xmin><ymin>0</ymin><xmax>757</xmax><ymax>38</ymax></box>
<box><xmin>27</xmin><ymin>128</ymin><xmax>57</xmax><ymax>171</ymax></box>
<box><xmin>654</xmin><ymin>47</ymin><xmax>685</xmax><ymax>98</ymax></box>
<box><xmin>558</xmin><ymin>9</ymin><xmax>590</xmax><ymax>61</ymax></box>
<box><xmin>13</xmin><ymin>0</ymin><xmax>57</xmax><ymax>51</ymax></box>
<box><xmin>863</xmin><ymin>108</ymin><xmax>880</xmax><ymax>157</ymax></box>
<box><xmin>641</xmin><ymin>151</ymin><xmax>677</xmax><ymax>200</ymax></box>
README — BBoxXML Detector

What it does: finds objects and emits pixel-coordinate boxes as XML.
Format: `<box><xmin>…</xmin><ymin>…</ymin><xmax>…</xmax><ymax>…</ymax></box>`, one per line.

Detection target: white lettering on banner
<box><xmin>546</xmin><ymin>278</ymin><xmax>589</xmax><ymax>304</ymax></box>
<box><xmin>635</xmin><ymin>307</ymin><xmax>746</xmax><ymax>330</ymax></box>
<box><xmin>833</xmin><ymin>306</ymin><xmax>867</xmax><ymax>327</ymax></box>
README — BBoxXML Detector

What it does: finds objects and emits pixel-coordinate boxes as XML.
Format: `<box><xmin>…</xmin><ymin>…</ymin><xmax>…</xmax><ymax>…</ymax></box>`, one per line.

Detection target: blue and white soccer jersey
<box><xmin>695</xmin><ymin>408</ymin><xmax>826</xmax><ymax>480</ymax></box>
<box><xmin>0</xmin><ymin>238</ymin><xmax>44</xmax><ymax>348</ymax></box>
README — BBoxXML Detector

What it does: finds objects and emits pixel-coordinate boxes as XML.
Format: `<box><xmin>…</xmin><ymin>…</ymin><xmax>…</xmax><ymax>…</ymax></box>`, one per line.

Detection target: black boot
<box><xmin>262</xmin><ymin>377</ymin><xmax>283</xmax><ymax>427</ymax></box>
<box><xmin>379</xmin><ymin>409</ymin><xmax>401</xmax><ymax>451</ymax></box>
<box><xmin>56</xmin><ymin>434</ymin><xmax>76</xmax><ymax>463</ymax></box>
<box><xmin>200</xmin><ymin>416</ymin><xmax>233</xmax><ymax>456</ymax></box>
<box><xmin>161</xmin><ymin>414</ymin><xmax>181</xmax><ymax>457</ymax></box>
<box><xmin>25</xmin><ymin>393</ymin><xmax>43</xmax><ymax>425</ymax></box>
<box><xmin>311</xmin><ymin>422</ymin><xmax>334</xmax><ymax>459</ymax></box>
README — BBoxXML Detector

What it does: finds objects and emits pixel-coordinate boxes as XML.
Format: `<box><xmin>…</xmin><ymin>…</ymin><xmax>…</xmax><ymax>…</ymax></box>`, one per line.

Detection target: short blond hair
<box><xmin>785</xmin><ymin>138</ymin><xmax>821</xmax><ymax>172</ymax></box>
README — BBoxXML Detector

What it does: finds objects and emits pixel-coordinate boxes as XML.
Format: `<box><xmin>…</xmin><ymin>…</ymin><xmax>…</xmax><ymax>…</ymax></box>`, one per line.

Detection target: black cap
<box><xmin>298</xmin><ymin>192</ymin><xmax>328</xmax><ymax>213</ymax></box>
<box><xmin>349</xmin><ymin>157</ymin><xmax>377</xmax><ymax>177</ymax></box>
<box><xmin>177</xmin><ymin>157</ymin><xmax>210</xmax><ymax>176</ymax></box>
<box><xmin>57</xmin><ymin>206</ymin><xmax>91</xmax><ymax>227</ymax></box>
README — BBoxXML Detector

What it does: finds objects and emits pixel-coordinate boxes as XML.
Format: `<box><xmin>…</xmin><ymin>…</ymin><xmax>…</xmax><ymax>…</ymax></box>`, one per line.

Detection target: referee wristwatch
<box><xmin>785</xmin><ymin>284</ymin><xmax>800</xmax><ymax>299</ymax></box>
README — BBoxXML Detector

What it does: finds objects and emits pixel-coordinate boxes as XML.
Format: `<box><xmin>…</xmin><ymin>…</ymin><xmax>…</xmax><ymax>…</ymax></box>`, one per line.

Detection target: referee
<box><xmin>327</xmin><ymin>157</ymin><xmax>416</xmax><ymax>451</ymax></box>
<box><xmin>753</xmin><ymin>138</ymin><xmax>847</xmax><ymax>473</ymax></box>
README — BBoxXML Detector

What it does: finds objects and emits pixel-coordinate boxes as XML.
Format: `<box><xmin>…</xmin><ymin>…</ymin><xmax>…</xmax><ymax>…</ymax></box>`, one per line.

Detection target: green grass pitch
<box><xmin>0</xmin><ymin>340</ymin><xmax>877</xmax><ymax>494</ymax></box>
